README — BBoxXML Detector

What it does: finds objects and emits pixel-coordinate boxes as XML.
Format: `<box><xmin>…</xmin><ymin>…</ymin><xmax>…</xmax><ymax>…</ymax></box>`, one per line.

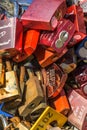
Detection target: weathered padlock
<box><xmin>0</xmin><ymin>60</ymin><xmax>20</xmax><ymax>102</ymax></box>
<box><xmin>21</xmin><ymin>0</ymin><xmax>67</xmax><ymax>30</ymax></box>
<box><xmin>66</xmin><ymin>4</ymin><xmax>86</xmax><ymax>34</ymax></box>
<box><xmin>67</xmin><ymin>89</ymin><xmax>87</xmax><ymax>130</ymax></box>
<box><xmin>34</xmin><ymin>45</ymin><xmax>68</xmax><ymax>68</ymax></box>
<box><xmin>44</xmin><ymin>63</ymin><xmax>67</xmax><ymax>98</ymax></box>
<box><xmin>18</xmin><ymin>68</ymin><xmax>44</xmax><ymax>117</ymax></box>
<box><xmin>0</xmin><ymin>17</ymin><xmax>23</xmax><ymax>58</ymax></box>
<box><xmin>75</xmin><ymin>36</ymin><xmax>87</xmax><ymax>60</ymax></box>
<box><xmin>49</xmin><ymin>89</ymin><xmax>70</xmax><ymax>116</ymax></box>
<box><xmin>39</xmin><ymin>19</ymin><xmax>75</xmax><ymax>54</ymax></box>
<box><xmin>30</xmin><ymin>106</ymin><xmax>67</xmax><ymax>130</ymax></box>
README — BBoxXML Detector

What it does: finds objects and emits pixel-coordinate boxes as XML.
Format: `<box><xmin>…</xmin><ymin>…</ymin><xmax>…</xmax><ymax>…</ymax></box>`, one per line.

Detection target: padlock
<box><xmin>34</xmin><ymin>45</ymin><xmax>68</xmax><ymax>68</ymax></box>
<box><xmin>75</xmin><ymin>36</ymin><xmax>87</xmax><ymax>60</ymax></box>
<box><xmin>67</xmin><ymin>89</ymin><xmax>87</xmax><ymax>130</ymax></box>
<box><xmin>0</xmin><ymin>17</ymin><xmax>23</xmax><ymax>58</ymax></box>
<box><xmin>13</xmin><ymin>30</ymin><xmax>39</xmax><ymax>63</ymax></box>
<box><xmin>21</xmin><ymin>0</ymin><xmax>67</xmax><ymax>30</ymax></box>
<box><xmin>18</xmin><ymin>68</ymin><xmax>44</xmax><ymax>117</ymax></box>
<box><xmin>67</xmin><ymin>31</ymin><xmax>86</xmax><ymax>48</ymax></box>
<box><xmin>57</xmin><ymin>48</ymin><xmax>77</xmax><ymax>73</ymax></box>
<box><xmin>0</xmin><ymin>60</ymin><xmax>20</xmax><ymax>102</ymax></box>
<box><xmin>49</xmin><ymin>89</ymin><xmax>70</xmax><ymax>116</ymax></box>
<box><xmin>0</xmin><ymin>58</ymin><xmax>4</xmax><ymax>87</ymax></box>
<box><xmin>39</xmin><ymin>19</ymin><xmax>75</xmax><ymax>54</ymax></box>
<box><xmin>66</xmin><ymin>4</ymin><xmax>86</xmax><ymax>34</ymax></box>
<box><xmin>30</xmin><ymin>106</ymin><xmax>67</xmax><ymax>130</ymax></box>
<box><xmin>44</xmin><ymin>63</ymin><xmax>67</xmax><ymax>98</ymax></box>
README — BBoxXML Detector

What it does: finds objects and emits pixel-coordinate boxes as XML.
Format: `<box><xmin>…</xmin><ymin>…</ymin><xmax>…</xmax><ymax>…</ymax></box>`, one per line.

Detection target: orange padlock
<box><xmin>13</xmin><ymin>29</ymin><xmax>40</xmax><ymax>62</ymax></box>
<box><xmin>34</xmin><ymin>45</ymin><xmax>68</xmax><ymax>68</ymax></box>
<box><xmin>49</xmin><ymin>89</ymin><xmax>70</xmax><ymax>116</ymax></box>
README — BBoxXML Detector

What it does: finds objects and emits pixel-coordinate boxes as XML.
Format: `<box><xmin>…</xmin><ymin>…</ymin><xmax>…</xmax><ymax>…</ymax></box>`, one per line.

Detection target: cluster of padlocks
<box><xmin>0</xmin><ymin>0</ymin><xmax>87</xmax><ymax>130</ymax></box>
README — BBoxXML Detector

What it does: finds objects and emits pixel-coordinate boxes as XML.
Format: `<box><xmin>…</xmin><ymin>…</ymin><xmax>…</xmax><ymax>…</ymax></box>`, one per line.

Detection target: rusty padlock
<box><xmin>18</xmin><ymin>68</ymin><xmax>44</xmax><ymax>117</ymax></box>
<box><xmin>0</xmin><ymin>17</ymin><xmax>23</xmax><ymax>58</ymax></box>
<box><xmin>0</xmin><ymin>60</ymin><xmax>20</xmax><ymax>102</ymax></box>
<box><xmin>21</xmin><ymin>0</ymin><xmax>67</xmax><ymax>30</ymax></box>
<box><xmin>30</xmin><ymin>106</ymin><xmax>67</xmax><ymax>130</ymax></box>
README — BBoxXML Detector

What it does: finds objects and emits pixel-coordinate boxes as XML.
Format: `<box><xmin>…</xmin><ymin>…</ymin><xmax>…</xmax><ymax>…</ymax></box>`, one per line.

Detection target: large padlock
<box><xmin>66</xmin><ymin>4</ymin><xmax>86</xmax><ymax>34</ymax></box>
<box><xmin>34</xmin><ymin>45</ymin><xmax>68</xmax><ymax>68</ymax></box>
<box><xmin>0</xmin><ymin>17</ymin><xmax>23</xmax><ymax>58</ymax></box>
<box><xmin>0</xmin><ymin>60</ymin><xmax>20</xmax><ymax>102</ymax></box>
<box><xmin>49</xmin><ymin>89</ymin><xmax>70</xmax><ymax>116</ymax></box>
<box><xmin>18</xmin><ymin>68</ymin><xmax>44</xmax><ymax>117</ymax></box>
<box><xmin>67</xmin><ymin>89</ymin><xmax>87</xmax><ymax>130</ymax></box>
<box><xmin>30</xmin><ymin>106</ymin><xmax>67</xmax><ymax>130</ymax></box>
<box><xmin>39</xmin><ymin>19</ymin><xmax>75</xmax><ymax>54</ymax></box>
<box><xmin>43</xmin><ymin>63</ymin><xmax>67</xmax><ymax>98</ymax></box>
<box><xmin>21</xmin><ymin>0</ymin><xmax>67</xmax><ymax>30</ymax></box>
<box><xmin>75</xmin><ymin>36</ymin><xmax>87</xmax><ymax>60</ymax></box>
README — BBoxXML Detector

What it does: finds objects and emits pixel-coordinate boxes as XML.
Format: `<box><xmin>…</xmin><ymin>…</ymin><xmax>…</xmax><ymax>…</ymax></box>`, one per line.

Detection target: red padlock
<box><xmin>39</xmin><ymin>19</ymin><xmax>75</xmax><ymax>54</ymax></box>
<box><xmin>21</xmin><ymin>0</ymin><xmax>67</xmax><ymax>30</ymax></box>
<box><xmin>66</xmin><ymin>5</ymin><xmax>86</xmax><ymax>34</ymax></box>
<box><xmin>0</xmin><ymin>17</ymin><xmax>23</xmax><ymax>58</ymax></box>
<box><xmin>43</xmin><ymin>63</ymin><xmax>67</xmax><ymax>98</ymax></box>
<box><xmin>13</xmin><ymin>29</ymin><xmax>40</xmax><ymax>62</ymax></box>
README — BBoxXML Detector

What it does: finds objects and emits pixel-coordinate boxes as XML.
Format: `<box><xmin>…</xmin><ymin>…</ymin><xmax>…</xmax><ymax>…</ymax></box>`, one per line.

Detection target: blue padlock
<box><xmin>0</xmin><ymin>103</ymin><xmax>13</xmax><ymax>118</ymax></box>
<box><xmin>75</xmin><ymin>37</ymin><xmax>87</xmax><ymax>60</ymax></box>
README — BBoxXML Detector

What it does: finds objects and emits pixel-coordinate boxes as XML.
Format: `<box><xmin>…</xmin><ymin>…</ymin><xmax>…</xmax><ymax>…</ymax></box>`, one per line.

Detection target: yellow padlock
<box><xmin>30</xmin><ymin>106</ymin><xmax>67</xmax><ymax>130</ymax></box>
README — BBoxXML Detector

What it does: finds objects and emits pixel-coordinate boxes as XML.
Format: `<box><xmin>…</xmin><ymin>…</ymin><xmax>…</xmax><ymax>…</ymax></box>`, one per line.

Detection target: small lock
<box><xmin>0</xmin><ymin>61</ymin><xmax>20</xmax><ymax>102</ymax></box>
<box><xmin>18</xmin><ymin>69</ymin><xmax>44</xmax><ymax>117</ymax></box>
<box><xmin>0</xmin><ymin>58</ymin><xmax>5</xmax><ymax>87</ymax></box>
<box><xmin>30</xmin><ymin>106</ymin><xmax>67</xmax><ymax>130</ymax></box>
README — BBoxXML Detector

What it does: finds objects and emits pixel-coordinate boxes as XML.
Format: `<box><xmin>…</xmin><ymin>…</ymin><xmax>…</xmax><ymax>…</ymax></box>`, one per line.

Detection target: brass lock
<box><xmin>18</xmin><ymin>69</ymin><xmax>44</xmax><ymax>117</ymax></box>
<box><xmin>0</xmin><ymin>60</ymin><xmax>20</xmax><ymax>102</ymax></box>
<box><xmin>0</xmin><ymin>58</ymin><xmax>4</xmax><ymax>87</ymax></box>
<box><xmin>30</xmin><ymin>106</ymin><xmax>67</xmax><ymax>130</ymax></box>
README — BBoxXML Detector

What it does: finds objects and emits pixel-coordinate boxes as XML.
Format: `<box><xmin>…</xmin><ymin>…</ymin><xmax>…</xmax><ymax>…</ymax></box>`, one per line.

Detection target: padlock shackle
<box><xmin>6</xmin><ymin>61</ymin><xmax>12</xmax><ymax>71</ymax></box>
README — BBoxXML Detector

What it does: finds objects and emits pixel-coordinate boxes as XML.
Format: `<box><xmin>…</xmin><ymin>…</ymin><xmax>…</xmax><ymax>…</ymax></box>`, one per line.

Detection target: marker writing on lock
<box><xmin>0</xmin><ymin>22</ymin><xmax>12</xmax><ymax>29</ymax></box>
<box><xmin>0</xmin><ymin>40</ymin><xmax>11</xmax><ymax>46</ymax></box>
<box><xmin>0</xmin><ymin>31</ymin><xmax>6</xmax><ymax>38</ymax></box>
<box><xmin>36</xmin><ymin>112</ymin><xmax>53</xmax><ymax>130</ymax></box>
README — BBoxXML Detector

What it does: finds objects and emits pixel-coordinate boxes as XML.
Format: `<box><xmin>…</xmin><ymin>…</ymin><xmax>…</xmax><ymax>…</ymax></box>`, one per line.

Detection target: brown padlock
<box><xmin>0</xmin><ymin>60</ymin><xmax>20</xmax><ymax>102</ymax></box>
<box><xmin>18</xmin><ymin>68</ymin><xmax>44</xmax><ymax>117</ymax></box>
<box><xmin>0</xmin><ymin>58</ymin><xmax>4</xmax><ymax>87</ymax></box>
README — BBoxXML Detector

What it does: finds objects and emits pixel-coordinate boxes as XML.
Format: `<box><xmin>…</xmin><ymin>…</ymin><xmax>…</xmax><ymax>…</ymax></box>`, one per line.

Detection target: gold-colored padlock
<box><xmin>0</xmin><ymin>58</ymin><xmax>5</xmax><ymax>87</ymax></box>
<box><xmin>30</xmin><ymin>106</ymin><xmax>67</xmax><ymax>130</ymax></box>
<box><xmin>18</xmin><ymin>69</ymin><xmax>44</xmax><ymax>117</ymax></box>
<box><xmin>0</xmin><ymin>60</ymin><xmax>20</xmax><ymax>102</ymax></box>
